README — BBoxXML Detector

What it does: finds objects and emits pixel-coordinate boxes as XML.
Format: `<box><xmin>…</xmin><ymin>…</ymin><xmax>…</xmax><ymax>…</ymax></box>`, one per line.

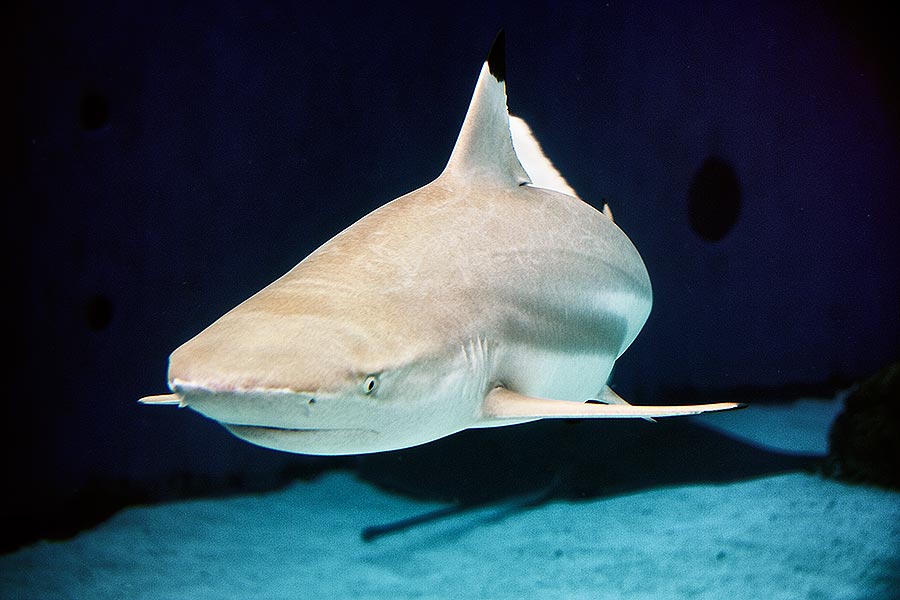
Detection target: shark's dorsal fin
<box><xmin>442</xmin><ymin>31</ymin><xmax>531</xmax><ymax>187</ymax></box>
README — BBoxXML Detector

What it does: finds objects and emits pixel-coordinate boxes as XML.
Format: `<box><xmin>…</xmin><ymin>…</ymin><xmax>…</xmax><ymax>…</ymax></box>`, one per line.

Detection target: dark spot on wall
<box><xmin>687</xmin><ymin>156</ymin><xmax>741</xmax><ymax>242</ymax></box>
<box><xmin>79</xmin><ymin>92</ymin><xmax>109</xmax><ymax>131</ymax></box>
<box><xmin>84</xmin><ymin>294</ymin><xmax>113</xmax><ymax>331</ymax></box>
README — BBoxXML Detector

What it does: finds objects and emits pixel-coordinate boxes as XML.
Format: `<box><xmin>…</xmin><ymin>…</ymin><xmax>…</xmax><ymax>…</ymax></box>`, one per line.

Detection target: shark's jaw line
<box><xmin>141</xmin><ymin>33</ymin><xmax>745</xmax><ymax>456</ymax></box>
<box><xmin>225</xmin><ymin>425</ymin><xmax>377</xmax><ymax>434</ymax></box>
<box><xmin>170</xmin><ymin>379</ymin><xmax>310</xmax><ymax>397</ymax></box>
<box><xmin>222</xmin><ymin>424</ymin><xmax>385</xmax><ymax>456</ymax></box>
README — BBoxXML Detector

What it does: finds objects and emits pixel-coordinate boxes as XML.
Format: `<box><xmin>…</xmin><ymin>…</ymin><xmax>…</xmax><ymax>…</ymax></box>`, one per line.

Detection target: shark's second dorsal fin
<box><xmin>509</xmin><ymin>115</ymin><xmax>577</xmax><ymax>197</ymax></box>
<box><xmin>442</xmin><ymin>31</ymin><xmax>531</xmax><ymax>188</ymax></box>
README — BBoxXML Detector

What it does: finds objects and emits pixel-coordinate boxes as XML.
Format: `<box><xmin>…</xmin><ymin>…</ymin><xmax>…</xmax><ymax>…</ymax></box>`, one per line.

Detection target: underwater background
<box><xmin>4</xmin><ymin>1</ymin><xmax>899</xmax><ymax>598</ymax></box>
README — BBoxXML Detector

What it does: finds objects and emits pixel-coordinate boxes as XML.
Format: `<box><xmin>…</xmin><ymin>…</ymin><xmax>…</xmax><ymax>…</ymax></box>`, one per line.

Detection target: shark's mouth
<box><xmin>221</xmin><ymin>423</ymin><xmax>383</xmax><ymax>455</ymax></box>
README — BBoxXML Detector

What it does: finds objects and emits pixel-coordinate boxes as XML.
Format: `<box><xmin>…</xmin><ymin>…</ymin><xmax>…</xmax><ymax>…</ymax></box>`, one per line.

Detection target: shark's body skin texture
<box><xmin>142</xmin><ymin>35</ymin><xmax>741</xmax><ymax>455</ymax></box>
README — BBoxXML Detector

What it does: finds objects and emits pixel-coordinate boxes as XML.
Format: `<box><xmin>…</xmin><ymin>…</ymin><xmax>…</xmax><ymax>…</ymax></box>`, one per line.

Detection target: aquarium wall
<box><xmin>6</xmin><ymin>0</ymin><xmax>899</xmax><ymax>550</ymax></box>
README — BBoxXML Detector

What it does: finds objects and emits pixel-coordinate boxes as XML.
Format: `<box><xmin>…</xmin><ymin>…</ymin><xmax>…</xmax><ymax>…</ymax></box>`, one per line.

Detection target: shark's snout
<box><xmin>175</xmin><ymin>384</ymin><xmax>316</xmax><ymax>430</ymax></box>
<box><xmin>167</xmin><ymin>309</ymin><xmax>378</xmax><ymax>402</ymax></box>
<box><xmin>173</xmin><ymin>383</ymin><xmax>386</xmax><ymax>455</ymax></box>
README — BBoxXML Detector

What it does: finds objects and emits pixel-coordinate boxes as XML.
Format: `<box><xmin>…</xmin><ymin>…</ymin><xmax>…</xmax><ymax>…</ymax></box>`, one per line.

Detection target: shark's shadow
<box><xmin>356</xmin><ymin>417</ymin><xmax>820</xmax><ymax>507</ymax></box>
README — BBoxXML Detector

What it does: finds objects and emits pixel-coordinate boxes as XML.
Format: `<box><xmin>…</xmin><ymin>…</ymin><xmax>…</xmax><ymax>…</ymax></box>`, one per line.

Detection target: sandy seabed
<box><xmin>1</xmin><ymin>469</ymin><xmax>898</xmax><ymax>600</ymax></box>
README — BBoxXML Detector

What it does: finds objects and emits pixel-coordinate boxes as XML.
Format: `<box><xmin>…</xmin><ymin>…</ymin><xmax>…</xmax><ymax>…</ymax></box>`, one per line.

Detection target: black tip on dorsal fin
<box><xmin>487</xmin><ymin>29</ymin><xmax>506</xmax><ymax>82</ymax></box>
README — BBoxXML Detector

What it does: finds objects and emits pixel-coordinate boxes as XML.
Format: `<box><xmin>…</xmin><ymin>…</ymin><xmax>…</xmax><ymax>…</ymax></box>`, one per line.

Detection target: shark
<box><xmin>140</xmin><ymin>33</ymin><xmax>743</xmax><ymax>455</ymax></box>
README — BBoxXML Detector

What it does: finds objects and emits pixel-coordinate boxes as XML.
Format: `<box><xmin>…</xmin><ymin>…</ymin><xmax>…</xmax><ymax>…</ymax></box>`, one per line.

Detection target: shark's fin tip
<box><xmin>487</xmin><ymin>30</ymin><xmax>506</xmax><ymax>82</ymax></box>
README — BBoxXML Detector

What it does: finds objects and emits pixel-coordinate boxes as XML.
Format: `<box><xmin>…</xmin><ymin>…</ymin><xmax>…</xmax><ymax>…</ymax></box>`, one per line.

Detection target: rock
<box><xmin>824</xmin><ymin>363</ymin><xmax>900</xmax><ymax>489</ymax></box>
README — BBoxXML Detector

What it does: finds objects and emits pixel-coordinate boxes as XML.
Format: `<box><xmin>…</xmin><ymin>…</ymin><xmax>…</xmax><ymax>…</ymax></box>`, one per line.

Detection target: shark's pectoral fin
<box><xmin>480</xmin><ymin>387</ymin><xmax>745</xmax><ymax>424</ymax></box>
<box><xmin>586</xmin><ymin>385</ymin><xmax>656</xmax><ymax>422</ymax></box>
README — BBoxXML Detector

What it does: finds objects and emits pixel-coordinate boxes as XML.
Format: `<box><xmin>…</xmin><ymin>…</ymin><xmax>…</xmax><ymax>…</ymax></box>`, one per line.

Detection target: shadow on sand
<box><xmin>356</xmin><ymin>418</ymin><xmax>821</xmax><ymax>539</ymax></box>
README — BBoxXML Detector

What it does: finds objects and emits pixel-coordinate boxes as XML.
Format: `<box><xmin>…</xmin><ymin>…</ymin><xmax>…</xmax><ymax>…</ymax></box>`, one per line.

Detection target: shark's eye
<box><xmin>363</xmin><ymin>375</ymin><xmax>379</xmax><ymax>395</ymax></box>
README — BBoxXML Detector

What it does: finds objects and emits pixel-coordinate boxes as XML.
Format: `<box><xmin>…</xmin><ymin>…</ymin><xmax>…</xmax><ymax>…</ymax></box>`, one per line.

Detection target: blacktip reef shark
<box><xmin>141</xmin><ymin>33</ymin><xmax>744</xmax><ymax>455</ymax></box>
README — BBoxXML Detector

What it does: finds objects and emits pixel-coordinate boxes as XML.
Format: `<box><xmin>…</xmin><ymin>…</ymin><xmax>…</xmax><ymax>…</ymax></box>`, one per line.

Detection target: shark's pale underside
<box><xmin>141</xmin><ymin>34</ymin><xmax>743</xmax><ymax>455</ymax></box>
